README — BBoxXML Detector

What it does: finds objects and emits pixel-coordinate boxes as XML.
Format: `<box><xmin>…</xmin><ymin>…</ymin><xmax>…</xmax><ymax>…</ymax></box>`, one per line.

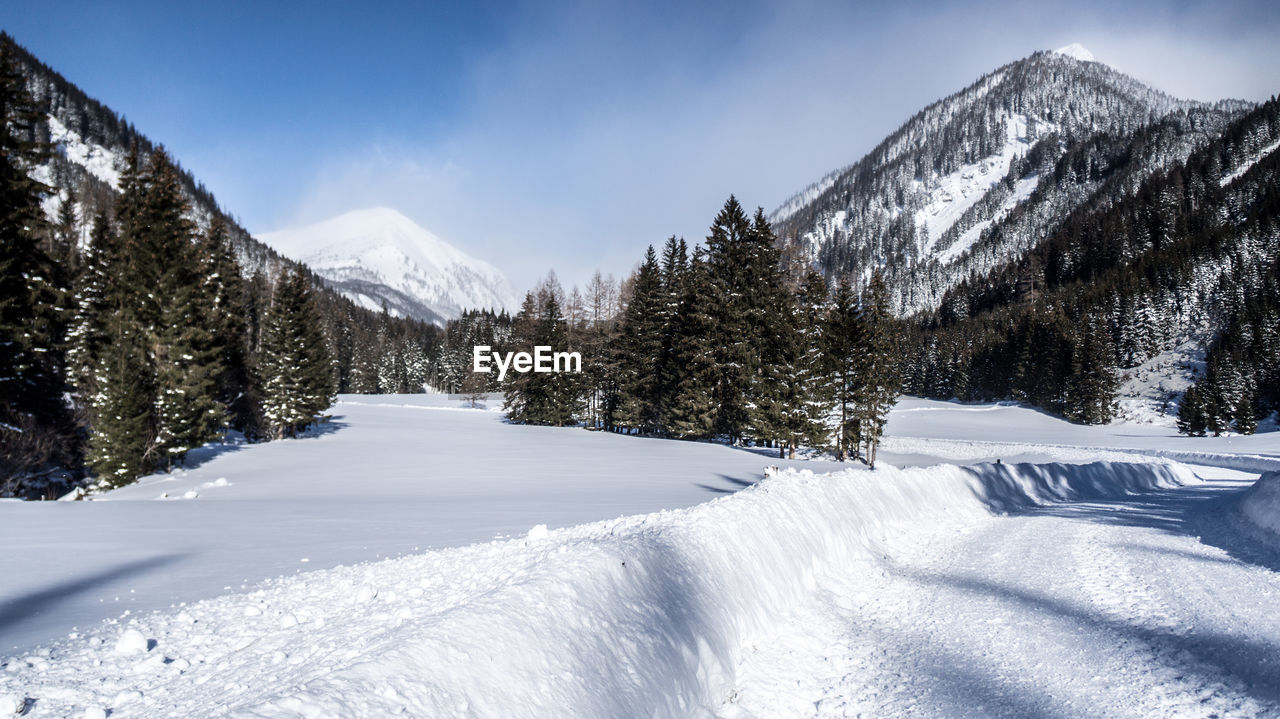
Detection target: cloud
<box><xmin>280</xmin><ymin>0</ymin><xmax>1280</xmax><ymax>294</ymax></box>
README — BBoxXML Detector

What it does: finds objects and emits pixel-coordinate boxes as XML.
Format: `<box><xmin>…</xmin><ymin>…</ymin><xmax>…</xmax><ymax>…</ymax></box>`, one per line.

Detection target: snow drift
<box><xmin>1240</xmin><ymin>471</ymin><xmax>1280</xmax><ymax>538</ymax></box>
<box><xmin>2</xmin><ymin>461</ymin><xmax>1199</xmax><ymax>718</ymax></box>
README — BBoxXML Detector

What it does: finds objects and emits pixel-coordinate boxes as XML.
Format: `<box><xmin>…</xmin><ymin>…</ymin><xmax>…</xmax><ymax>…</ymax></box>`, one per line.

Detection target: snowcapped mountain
<box><xmin>1052</xmin><ymin>42</ymin><xmax>1096</xmax><ymax>62</ymax></box>
<box><xmin>771</xmin><ymin>45</ymin><xmax>1251</xmax><ymax>316</ymax></box>
<box><xmin>257</xmin><ymin>208</ymin><xmax>517</xmax><ymax>325</ymax></box>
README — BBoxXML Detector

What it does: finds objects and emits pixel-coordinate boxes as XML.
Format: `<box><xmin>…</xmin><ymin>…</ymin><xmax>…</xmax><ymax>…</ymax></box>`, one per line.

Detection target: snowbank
<box><xmin>1</xmin><ymin>461</ymin><xmax>1198</xmax><ymax>718</ymax></box>
<box><xmin>883</xmin><ymin>435</ymin><xmax>1280</xmax><ymax>474</ymax></box>
<box><xmin>1239</xmin><ymin>472</ymin><xmax>1280</xmax><ymax>538</ymax></box>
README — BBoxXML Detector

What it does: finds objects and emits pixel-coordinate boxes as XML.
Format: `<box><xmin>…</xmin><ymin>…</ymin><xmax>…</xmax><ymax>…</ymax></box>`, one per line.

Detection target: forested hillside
<box><xmin>901</xmin><ymin>98</ymin><xmax>1280</xmax><ymax>428</ymax></box>
<box><xmin>772</xmin><ymin>48</ymin><xmax>1251</xmax><ymax>317</ymax></box>
<box><xmin>0</xmin><ymin>33</ymin><xmax>441</xmax><ymax>496</ymax></box>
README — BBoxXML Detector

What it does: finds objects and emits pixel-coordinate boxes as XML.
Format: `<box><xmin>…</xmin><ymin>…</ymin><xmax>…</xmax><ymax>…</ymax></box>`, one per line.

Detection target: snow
<box><xmin>0</xmin><ymin>457</ymin><xmax>1207</xmax><ymax>717</ymax></box>
<box><xmin>3</xmin><ymin>394</ymin><xmax>1279</xmax><ymax>716</ymax></box>
<box><xmin>1240</xmin><ymin>472</ymin><xmax>1280</xmax><ymax>538</ymax></box>
<box><xmin>45</xmin><ymin>115</ymin><xmax>124</xmax><ymax>191</ymax></box>
<box><xmin>731</xmin><ymin>463</ymin><xmax>1277</xmax><ymax>718</ymax></box>
<box><xmin>1220</xmin><ymin>137</ymin><xmax>1280</xmax><ymax>187</ymax></box>
<box><xmin>256</xmin><ymin>208</ymin><xmax>518</xmax><ymax>321</ymax></box>
<box><xmin>1053</xmin><ymin>43</ymin><xmax>1096</xmax><ymax>63</ymax></box>
<box><xmin>112</xmin><ymin>629</ymin><xmax>148</xmax><ymax>656</ymax></box>
<box><xmin>0</xmin><ymin>394</ymin><xmax>848</xmax><ymax>654</ymax></box>
<box><xmin>915</xmin><ymin>115</ymin><xmax>1047</xmax><ymax>256</ymax></box>
<box><xmin>1115</xmin><ymin>334</ymin><xmax>1210</xmax><ymax>425</ymax></box>
<box><xmin>936</xmin><ymin>173</ymin><xmax>1040</xmax><ymax>264</ymax></box>
<box><xmin>884</xmin><ymin>397</ymin><xmax>1280</xmax><ymax>473</ymax></box>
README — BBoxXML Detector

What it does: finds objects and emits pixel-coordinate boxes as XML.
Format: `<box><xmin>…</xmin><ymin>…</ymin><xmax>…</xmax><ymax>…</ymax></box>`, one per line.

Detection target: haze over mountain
<box><xmin>258</xmin><ymin>208</ymin><xmax>517</xmax><ymax>326</ymax></box>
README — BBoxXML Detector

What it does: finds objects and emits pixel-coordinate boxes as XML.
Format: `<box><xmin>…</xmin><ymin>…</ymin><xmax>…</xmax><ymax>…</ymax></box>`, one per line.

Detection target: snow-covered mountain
<box><xmin>257</xmin><ymin>208</ymin><xmax>517</xmax><ymax>326</ymax></box>
<box><xmin>771</xmin><ymin>45</ymin><xmax>1252</xmax><ymax>316</ymax></box>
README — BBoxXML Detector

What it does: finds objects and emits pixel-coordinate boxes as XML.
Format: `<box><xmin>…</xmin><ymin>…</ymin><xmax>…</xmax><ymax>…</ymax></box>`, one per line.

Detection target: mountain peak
<box><xmin>1053</xmin><ymin>43</ymin><xmax>1096</xmax><ymax>62</ymax></box>
<box><xmin>257</xmin><ymin>208</ymin><xmax>517</xmax><ymax>325</ymax></box>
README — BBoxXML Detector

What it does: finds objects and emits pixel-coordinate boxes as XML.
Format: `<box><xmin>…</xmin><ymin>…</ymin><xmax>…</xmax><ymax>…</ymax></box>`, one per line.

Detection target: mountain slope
<box><xmin>4</xmin><ymin>31</ymin><xmax>445</xmax><ymax>404</ymax></box>
<box><xmin>901</xmin><ymin>98</ymin><xmax>1280</xmax><ymax>425</ymax></box>
<box><xmin>257</xmin><ymin>208</ymin><xmax>516</xmax><ymax>325</ymax></box>
<box><xmin>771</xmin><ymin>46</ymin><xmax>1251</xmax><ymax>316</ymax></box>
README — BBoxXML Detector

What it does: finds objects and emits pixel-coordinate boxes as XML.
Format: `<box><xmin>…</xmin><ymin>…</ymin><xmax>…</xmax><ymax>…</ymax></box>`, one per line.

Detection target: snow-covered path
<box><xmin>732</xmin><ymin>467</ymin><xmax>1280</xmax><ymax>718</ymax></box>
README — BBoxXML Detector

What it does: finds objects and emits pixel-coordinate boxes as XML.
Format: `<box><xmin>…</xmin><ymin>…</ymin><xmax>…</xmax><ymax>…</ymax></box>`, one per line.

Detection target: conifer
<box><xmin>0</xmin><ymin>42</ymin><xmax>72</xmax><ymax>490</ymax></box>
<box><xmin>257</xmin><ymin>269</ymin><xmax>336</xmax><ymax>438</ymax></box>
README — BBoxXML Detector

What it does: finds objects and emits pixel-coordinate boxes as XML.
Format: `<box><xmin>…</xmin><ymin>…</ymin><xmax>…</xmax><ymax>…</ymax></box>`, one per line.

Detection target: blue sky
<box><xmin>4</xmin><ymin>0</ymin><xmax>1279</xmax><ymax>291</ymax></box>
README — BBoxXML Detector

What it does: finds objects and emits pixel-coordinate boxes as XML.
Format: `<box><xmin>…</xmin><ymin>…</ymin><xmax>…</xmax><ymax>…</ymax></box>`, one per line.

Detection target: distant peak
<box><xmin>1053</xmin><ymin>43</ymin><xmax>1095</xmax><ymax>62</ymax></box>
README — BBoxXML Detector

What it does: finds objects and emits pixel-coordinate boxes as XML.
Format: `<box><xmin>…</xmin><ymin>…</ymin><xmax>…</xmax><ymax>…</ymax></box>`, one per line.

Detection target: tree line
<box><xmin>489</xmin><ymin>196</ymin><xmax>902</xmax><ymax>465</ymax></box>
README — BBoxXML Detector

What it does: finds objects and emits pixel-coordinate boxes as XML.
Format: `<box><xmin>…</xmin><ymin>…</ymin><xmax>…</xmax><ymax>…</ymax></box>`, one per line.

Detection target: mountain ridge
<box><xmin>769</xmin><ymin>47</ymin><xmax>1252</xmax><ymax>318</ymax></box>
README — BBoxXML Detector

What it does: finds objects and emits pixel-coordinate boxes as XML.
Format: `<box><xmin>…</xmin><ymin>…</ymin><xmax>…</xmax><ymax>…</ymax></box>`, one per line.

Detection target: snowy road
<box><xmin>732</xmin><ymin>467</ymin><xmax>1280</xmax><ymax>718</ymax></box>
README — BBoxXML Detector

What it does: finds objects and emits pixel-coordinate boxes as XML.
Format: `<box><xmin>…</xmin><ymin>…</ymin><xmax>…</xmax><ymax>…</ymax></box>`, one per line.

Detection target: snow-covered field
<box><xmin>2</xmin><ymin>395</ymin><xmax>1278</xmax><ymax>717</ymax></box>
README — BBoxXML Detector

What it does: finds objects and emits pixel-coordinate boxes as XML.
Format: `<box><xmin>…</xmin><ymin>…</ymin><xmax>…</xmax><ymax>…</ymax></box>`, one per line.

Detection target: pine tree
<box><xmin>741</xmin><ymin>208</ymin><xmax>790</xmax><ymax>447</ymax></box>
<box><xmin>769</xmin><ymin>270</ymin><xmax>836</xmax><ymax>458</ymax></box>
<box><xmin>825</xmin><ymin>278</ymin><xmax>860</xmax><ymax>460</ymax></box>
<box><xmin>85</xmin><ymin>311</ymin><xmax>154</xmax><ymax>486</ymax></box>
<box><xmin>704</xmin><ymin>196</ymin><xmax>755</xmax><ymax>442</ymax></box>
<box><xmin>199</xmin><ymin>216</ymin><xmax>253</xmax><ymax>432</ymax></box>
<box><xmin>67</xmin><ymin>212</ymin><xmax>115</xmax><ymax>407</ymax></box>
<box><xmin>754</xmin><ymin>274</ymin><xmax>820</xmax><ymax>459</ymax></box>
<box><xmin>51</xmin><ymin>185</ymin><xmax>79</xmax><ymax>272</ymax></box>
<box><xmin>257</xmin><ymin>269</ymin><xmax>336</xmax><ymax>438</ymax></box>
<box><xmin>854</xmin><ymin>270</ymin><xmax>899</xmax><ymax>468</ymax></box>
<box><xmin>146</xmin><ymin>150</ymin><xmax>226</xmax><ymax>466</ymax></box>
<box><xmin>656</xmin><ymin>236</ymin><xmax>689</xmax><ymax>430</ymax></box>
<box><xmin>0</xmin><ymin>41</ymin><xmax>73</xmax><ymax>492</ymax></box>
<box><xmin>613</xmin><ymin>246</ymin><xmax>664</xmax><ymax>433</ymax></box>
<box><xmin>502</xmin><ymin>292</ymin><xmax>539</xmax><ymax>421</ymax></box>
<box><xmin>1064</xmin><ymin>316</ymin><xmax>1119</xmax><ymax>424</ymax></box>
<box><xmin>667</xmin><ymin>251</ymin><xmax>718</xmax><ymax>438</ymax></box>
<box><xmin>1177</xmin><ymin>384</ymin><xmax>1207</xmax><ymax>436</ymax></box>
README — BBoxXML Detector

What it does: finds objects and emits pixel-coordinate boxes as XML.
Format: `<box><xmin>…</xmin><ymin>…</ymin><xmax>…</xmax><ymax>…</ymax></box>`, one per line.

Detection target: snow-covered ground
<box><xmin>2</xmin><ymin>394</ymin><xmax>1278</xmax><ymax>717</ymax></box>
<box><xmin>0</xmin><ymin>395</ymin><xmax>848</xmax><ymax>655</ymax></box>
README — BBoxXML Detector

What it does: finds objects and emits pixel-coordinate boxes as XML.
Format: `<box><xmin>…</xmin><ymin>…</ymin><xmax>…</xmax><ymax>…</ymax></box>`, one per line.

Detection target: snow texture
<box><xmin>1053</xmin><ymin>43</ymin><xmax>1097</xmax><ymax>63</ymax></box>
<box><xmin>0</xmin><ymin>394</ymin><xmax>848</xmax><ymax>654</ymax></box>
<box><xmin>3</xmin><ymin>395</ymin><xmax>1278</xmax><ymax>717</ymax></box>
<box><xmin>0</xmin><ymin>460</ymin><xmax>1203</xmax><ymax>717</ymax></box>
<box><xmin>1220</xmin><ymin>137</ymin><xmax>1280</xmax><ymax>187</ymax></box>
<box><xmin>45</xmin><ymin>115</ymin><xmax>124</xmax><ymax>191</ymax></box>
<box><xmin>916</xmin><ymin>115</ymin><xmax>1044</xmax><ymax>255</ymax></box>
<box><xmin>1240</xmin><ymin>472</ymin><xmax>1280</xmax><ymax>538</ymax></box>
<box><xmin>257</xmin><ymin>208</ymin><xmax>517</xmax><ymax>324</ymax></box>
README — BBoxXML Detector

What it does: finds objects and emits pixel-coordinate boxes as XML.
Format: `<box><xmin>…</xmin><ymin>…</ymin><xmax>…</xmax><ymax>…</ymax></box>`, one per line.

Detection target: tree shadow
<box><xmin>0</xmin><ymin>554</ymin><xmax>187</xmax><ymax>637</ymax></box>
